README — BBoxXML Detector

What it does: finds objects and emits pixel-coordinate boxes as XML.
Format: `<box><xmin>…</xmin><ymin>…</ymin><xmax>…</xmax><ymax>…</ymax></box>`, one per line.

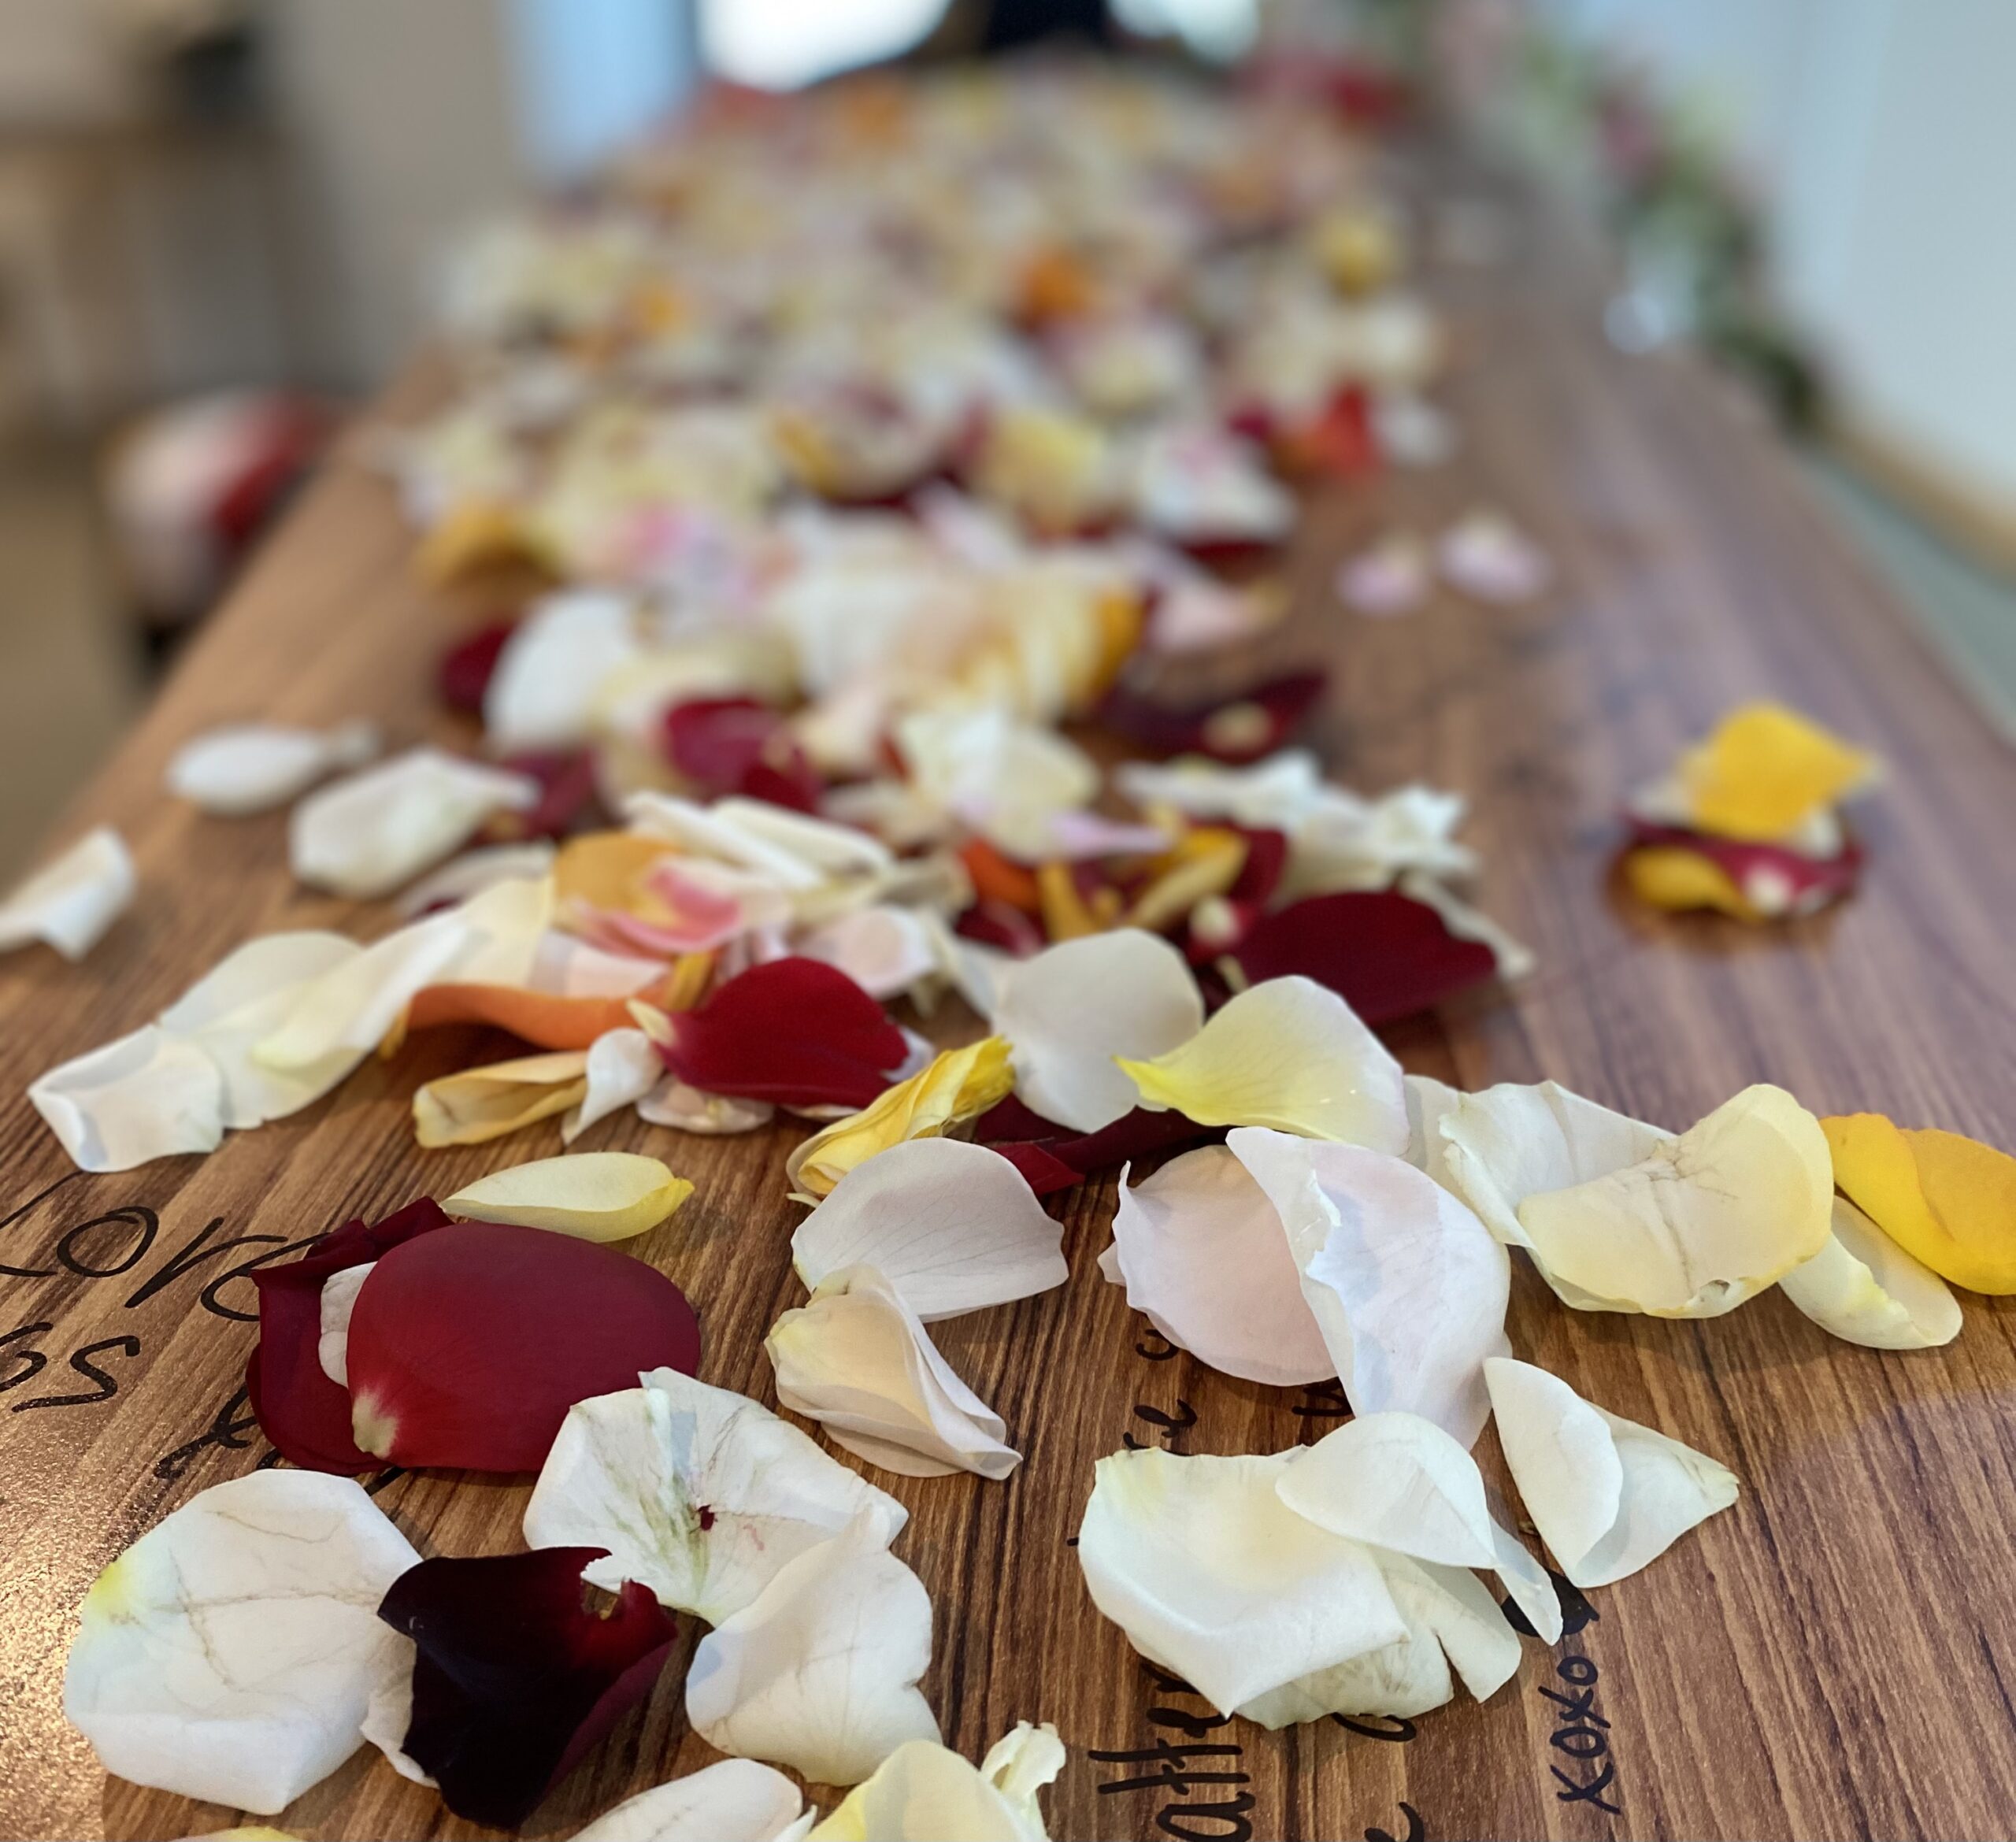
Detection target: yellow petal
<box><xmin>1676</xmin><ymin>702</ymin><xmax>1876</xmax><ymax>841</ymax></box>
<box><xmin>787</xmin><ymin>1037</ymin><xmax>1015</xmax><ymax>1201</ymax></box>
<box><xmin>1822</xmin><ymin>1113</ymin><xmax>2016</xmax><ymax>1293</ymax></box>
<box><xmin>412</xmin><ymin>1051</ymin><xmax>588</xmax><ymax>1148</ymax></box>
<box><xmin>554</xmin><ymin>830</ymin><xmax>675</xmax><ymax>912</ymax></box>
<box><xmin>1124</xmin><ymin>828</ymin><xmax>1247</xmax><ymax>935</ymax></box>
<box><xmin>1621</xmin><ymin>846</ymin><xmax>1761</xmax><ymax>921</ymax></box>
<box><xmin>1117</xmin><ymin>976</ymin><xmax>1408</xmax><ymax>1149</ymax></box>
<box><xmin>1779</xmin><ymin>1197</ymin><xmax>1961</xmax><ymax>1348</ymax></box>
<box><xmin>417</xmin><ymin>500</ymin><xmax>552</xmax><ymax>586</ymax></box>
<box><xmin>443</xmin><ymin>1151</ymin><xmax>692</xmax><ymax>1241</ymax></box>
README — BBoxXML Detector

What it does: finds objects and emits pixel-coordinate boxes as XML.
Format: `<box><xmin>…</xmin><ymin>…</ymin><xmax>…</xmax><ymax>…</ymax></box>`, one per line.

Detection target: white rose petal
<box><xmin>1274</xmin><ymin>1412</ymin><xmax>1495</xmax><ymax>1566</ymax></box>
<box><xmin>806</xmin><ymin>1725</ymin><xmax>1064</xmax><ymax>1841</ymax></box>
<box><xmin>29</xmin><ymin>1025</ymin><xmax>224</xmax><ymax>1173</ymax></box>
<box><xmin>571</xmin><ymin>1759</ymin><xmax>807</xmax><ymax>1841</ymax></box>
<box><xmin>1778</xmin><ymin>1196</ymin><xmax>1962</xmax><ymax>1350</ymax></box>
<box><xmin>484</xmin><ymin>587</ymin><xmax>643</xmax><ymax>752</ymax></box>
<box><xmin>166</xmin><ymin>720</ymin><xmax>380</xmax><ymax>815</ymax></box>
<box><xmin>564</xmin><ymin>1028</ymin><xmax>665</xmax><ymax>1142</ymax></box>
<box><xmin>0</xmin><ymin>826</ymin><xmax>133</xmax><ymax>961</ymax></box>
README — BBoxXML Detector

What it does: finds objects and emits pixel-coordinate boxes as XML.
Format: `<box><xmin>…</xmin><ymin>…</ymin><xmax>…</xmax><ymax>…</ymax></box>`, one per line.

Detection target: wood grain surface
<box><xmin>4</xmin><ymin>173</ymin><xmax>2016</xmax><ymax>1842</ymax></box>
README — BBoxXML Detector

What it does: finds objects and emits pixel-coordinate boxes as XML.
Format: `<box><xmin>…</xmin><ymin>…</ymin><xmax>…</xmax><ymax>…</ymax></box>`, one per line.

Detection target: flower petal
<box><xmin>795</xmin><ymin>904</ymin><xmax>943</xmax><ymax>1003</ymax></box>
<box><xmin>1402</xmin><ymin>1072</ymin><xmax>1462</xmax><ymax>1190</ymax></box>
<box><xmin>1821</xmin><ymin>1112</ymin><xmax>2016</xmax><ymax>1294</ymax></box>
<box><xmin>1274</xmin><ymin>1412</ymin><xmax>1495</xmax><ymax>1566</ymax></box>
<box><xmin>660</xmin><ymin>957</ymin><xmax>907</xmax><ymax>1109</ymax></box>
<box><xmin>1621</xmin><ymin>820</ymin><xmax>1861</xmax><ymax>919</ymax></box>
<box><xmin>28</xmin><ymin>1025</ymin><xmax>224</xmax><ymax>1172</ymax></box>
<box><xmin>484</xmin><ymin>586</ymin><xmax>644</xmax><ymax>752</ymax></box>
<box><xmin>1486</xmin><ymin>1356</ymin><xmax>1738</xmax><ymax>1588</ymax></box>
<box><xmin>636</xmin><ymin>1077</ymin><xmax>775</xmax><ymax>1134</ymax></box>
<box><xmin>570</xmin><ymin>1759</ymin><xmax>807</xmax><ymax>1842</ymax></box>
<box><xmin>413</xmin><ymin>1049</ymin><xmax>590</xmax><ymax>1148</ymax></box>
<box><xmin>1102</xmin><ymin>1145</ymin><xmax>1332</xmax><ymax>1386</ymax></box>
<box><xmin>994</xmin><ymin>930</ymin><xmax>1203</xmax><ymax>1133</ymax></box>
<box><xmin>565</xmin><ymin>1027</ymin><xmax>666</xmax><ymax>1142</ymax></box>
<box><xmin>377</xmin><ymin>1547</ymin><xmax>676</xmax><ymax>1829</ymax></box>
<box><xmin>768</xmin><ymin>1266</ymin><xmax>1021</xmax><ymax>1479</ymax></box>
<box><xmin>1076</xmin><ymin>1447</ymin><xmax>1406</xmax><ymax>1714</ymax></box>
<box><xmin>166</xmin><ymin>720</ymin><xmax>380</xmax><ymax>816</ymax></box>
<box><xmin>0</xmin><ymin>826</ymin><xmax>133</xmax><ymax>960</ymax></box>
<box><xmin>1228</xmin><ymin>891</ymin><xmax>1499</xmax><ymax>1025</ymax></box>
<box><xmin>787</xmin><ymin>1040</ymin><xmax>1017</xmax><ymax>1201</ymax></box>
<box><xmin>1675</xmin><ymin>701</ymin><xmax>1877</xmax><ymax>842</ymax></box>
<box><xmin>524</xmin><ymin>1366</ymin><xmax>907</xmax><ymax>1624</ymax></box>
<box><xmin>438</xmin><ymin>615</ymin><xmax>517</xmax><ymax>713</ymax></box>
<box><xmin>1229</xmin><ymin>1130</ymin><xmax>1509</xmax><ymax>1443</ymax></box>
<box><xmin>1437</xmin><ymin>510</ymin><xmax>1550</xmax><ymax>603</ymax></box>
<box><xmin>246</xmin><ymin>1198</ymin><xmax>450</xmax><ymax>1472</ymax></box>
<box><xmin>1490</xmin><ymin>1521</ymin><xmax>1563</xmax><ymax>1645</ymax></box>
<box><xmin>346</xmin><ymin>1221</ymin><xmax>700</xmax><ymax>1470</ymax></box>
<box><xmin>790</xmin><ymin>1136</ymin><xmax>1066</xmax><ymax>1319</ymax></box>
<box><xmin>1778</xmin><ymin>1197</ymin><xmax>1962</xmax><ymax>1348</ymax></box>
<box><xmin>806</xmin><ymin>1725</ymin><xmax>1063</xmax><ymax>1842</ymax></box>
<box><xmin>62</xmin><ymin>1470</ymin><xmax>418</xmax><ymax>1814</ymax></box>
<box><xmin>398</xmin><ymin>839</ymin><xmax>558</xmax><ymax>917</ymax></box>
<box><xmin>444</xmin><ymin>1151</ymin><xmax>693</xmax><ymax>1242</ymax></box>
<box><xmin>401</xmin><ymin>981</ymin><xmax>647</xmax><ymax>1052</ymax></box>
<box><xmin>663</xmin><ymin>697</ymin><xmax>821</xmax><ymax>812</ymax></box>
<box><xmin>290</xmin><ymin>747</ymin><xmax>540</xmax><ymax>899</ymax></box>
<box><xmin>1121</xmin><ymin>977</ymin><xmax>1408</xmax><ymax>1148</ymax></box>
<box><xmin>1511</xmin><ymin>1084</ymin><xmax>1834</xmax><ymax>1317</ymax></box>
<box><xmin>686</xmin><ymin>1515</ymin><xmax>939</xmax><ymax>1785</ymax></box>
<box><xmin>1096</xmin><ymin>669</ymin><xmax>1326</xmax><ymax>765</ymax></box>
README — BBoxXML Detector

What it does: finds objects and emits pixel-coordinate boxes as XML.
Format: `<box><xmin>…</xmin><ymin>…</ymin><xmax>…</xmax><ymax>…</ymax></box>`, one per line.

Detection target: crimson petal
<box><xmin>1227</xmin><ymin>889</ymin><xmax>1499</xmax><ymax>1025</ymax></box>
<box><xmin>976</xmin><ymin>1097</ymin><xmax>1220</xmax><ymax>1196</ymax></box>
<box><xmin>1623</xmin><ymin>816</ymin><xmax>1862</xmax><ymax>913</ymax></box>
<box><xmin>346</xmin><ymin>1221</ymin><xmax>700</xmax><ymax>1471</ymax></box>
<box><xmin>662</xmin><ymin>697</ymin><xmax>822</xmax><ymax>813</ymax></box>
<box><xmin>379</xmin><ymin>1547</ymin><xmax>676</xmax><ymax>1830</ymax></box>
<box><xmin>485</xmin><ymin>748</ymin><xmax>601</xmax><ymax>841</ymax></box>
<box><xmin>1099</xmin><ymin>669</ymin><xmax>1327</xmax><ymax>763</ymax></box>
<box><xmin>658</xmin><ymin>955</ymin><xmax>906</xmax><ymax>1108</ymax></box>
<box><xmin>437</xmin><ymin>617</ymin><xmax>518</xmax><ymax>714</ymax></box>
<box><xmin>244</xmin><ymin>1198</ymin><xmax>450</xmax><ymax>1473</ymax></box>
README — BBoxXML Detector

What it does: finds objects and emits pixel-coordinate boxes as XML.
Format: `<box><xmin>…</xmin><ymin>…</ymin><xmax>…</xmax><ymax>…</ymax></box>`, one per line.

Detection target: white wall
<box><xmin>1540</xmin><ymin>0</ymin><xmax>2016</xmax><ymax>507</ymax></box>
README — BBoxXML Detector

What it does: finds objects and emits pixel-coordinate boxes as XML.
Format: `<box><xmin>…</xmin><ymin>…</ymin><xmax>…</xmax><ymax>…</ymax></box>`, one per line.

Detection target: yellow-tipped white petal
<box><xmin>1779</xmin><ymin>1196</ymin><xmax>1962</xmax><ymax>1349</ymax></box>
<box><xmin>791</xmin><ymin>1136</ymin><xmax>1065</xmax><ymax>1321</ymax></box>
<box><xmin>0</xmin><ymin>825</ymin><xmax>132</xmax><ymax>960</ymax></box>
<box><xmin>1275</xmin><ymin>1412</ymin><xmax>1495</xmax><ymax>1566</ymax></box>
<box><xmin>166</xmin><ymin>720</ymin><xmax>379</xmax><ymax>815</ymax></box>
<box><xmin>443</xmin><ymin>1151</ymin><xmax>693</xmax><ymax>1241</ymax></box>
<box><xmin>1076</xmin><ymin>1447</ymin><xmax>1406</xmax><ymax>1715</ymax></box>
<box><xmin>564</xmin><ymin>1027</ymin><xmax>665</xmax><ymax>1143</ymax></box>
<box><xmin>767</xmin><ymin>1266</ymin><xmax>1021</xmax><ymax>1480</ymax></box>
<box><xmin>686</xmin><ymin>1516</ymin><xmax>939</xmax><ymax>1786</ymax></box>
<box><xmin>1228</xmin><ymin>1130</ymin><xmax>1509</xmax><ymax>1444</ymax></box>
<box><xmin>412</xmin><ymin>1050</ymin><xmax>589</xmax><ymax>1148</ymax></box>
<box><xmin>1490</xmin><ymin>1520</ymin><xmax>1562</xmax><ymax>1645</ymax></box>
<box><xmin>570</xmin><ymin>1759</ymin><xmax>807</xmax><ymax>1842</ymax></box>
<box><xmin>1485</xmin><ymin>1357</ymin><xmax>1738</xmax><ymax>1588</ymax></box>
<box><xmin>1514</xmin><ymin>1084</ymin><xmax>1834</xmax><ymax>1318</ymax></box>
<box><xmin>29</xmin><ymin>1025</ymin><xmax>224</xmax><ymax>1172</ymax></box>
<box><xmin>806</xmin><ymin>1725</ymin><xmax>1064</xmax><ymax>1842</ymax></box>
<box><xmin>62</xmin><ymin>1470</ymin><xmax>418</xmax><ymax>1814</ymax></box>
<box><xmin>1119</xmin><ymin>977</ymin><xmax>1408</xmax><ymax>1149</ymax></box>
<box><xmin>1102</xmin><ymin>1146</ymin><xmax>1333</xmax><ymax>1386</ymax></box>
<box><xmin>524</xmin><ymin>1367</ymin><xmax>906</xmax><ymax>1625</ymax></box>
<box><xmin>289</xmin><ymin>747</ymin><xmax>539</xmax><ymax>899</ymax></box>
<box><xmin>994</xmin><ymin>929</ymin><xmax>1203</xmax><ymax>1133</ymax></box>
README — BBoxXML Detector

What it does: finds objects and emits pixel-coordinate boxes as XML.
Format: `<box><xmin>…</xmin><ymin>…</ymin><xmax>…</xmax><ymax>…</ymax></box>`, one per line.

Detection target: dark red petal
<box><xmin>1623</xmin><ymin>816</ymin><xmax>1862</xmax><ymax>910</ymax></box>
<box><xmin>1226</xmin><ymin>827</ymin><xmax>1290</xmax><ymax>906</ymax></box>
<box><xmin>484</xmin><ymin>749</ymin><xmax>602</xmax><ymax>841</ymax></box>
<box><xmin>438</xmin><ymin>617</ymin><xmax>517</xmax><ymax>713</ymax></box>
<box><xmin>658</xmin><ymin>955</ymin><xmax>906</xmax><ymax>1108</ymax></box>
<box><xmin>990</xmin><ymin>1140</ymin><xmax>1087</xmax><ymax>1197</ymax></box>
<box><xmin>977</xmin><ymin>1097</ymin><xmax>1220</xmax><ymax>1195</ymax></box>
<box><xmin>1099</xmin><ymin>669</ymin><xmax>1327</xmax><ymax>763</ymax></box>
<box><xmin>1277</xmin><ymin>384</ymin><xmax>1380</xmax><ymax>479</ymax></box>
<box><xmin>661</xmin><ymin>698</ymin><xmax>823</xmax><ymax>813</ymax></box>
<box><xmin>346</xmin><ymin>1221</ymin><xmax>701</xmax><ymax>1472</ymax></box>
<box><xmin>244</xmin><ymin>1199</ymin><xmax>450</xmax><ymax>1473</ymax></box>
<box><xmin>1228</xmin><ymin>890</ymin><xmax>1499</xmax><ymax>1025</ymax></box>
<box><xmin>379</xmin><ymin>1547</ymin><xmax>676</xmax><ymax>1830</ymax></box>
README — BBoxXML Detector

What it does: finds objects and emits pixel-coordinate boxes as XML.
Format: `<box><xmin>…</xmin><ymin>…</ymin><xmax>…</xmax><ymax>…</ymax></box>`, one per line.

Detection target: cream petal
<box><xmin>1114</xmin><ymin>750</ymin><xmax>1326</xmax><ymax>830</ymax></box>
<box><xmin>1778</xmin><ymin>1196</ymin><xmax>1962</xmax><ymax>1350</ymax></box>
<box><xmin>165</xmin><ymin>720</ymin><xmax>380</xmax><ymax>816</ymax></box>
<box><xmin>1076</xmin><ymin>1447</ymin><xmax>1406</xmax><ymax>1714</ymax></box>
<box><xmin>795</xmin><ymin>905</ymin><xmax>941</xmax><ymax>1002</ymax></box>
<box><xmin>1229</xmin><ymin>1130</ymin><xmax>1509</xmax><ymax>1444</ymax></box>
<box><xmin>712</xmin><ymin>797</ymin><xmax>895</xmax><ymax>880</ymax></box>
<box><xmin>571</xmin><ymin>1759</ymin><xmax>807</xmax><ymax>1842</ymax></box>
<box><xmin>1284</xmin><ymin>787</ymin><xmax>1477</xmax><ymax>895</ymax></box>
<box><xmin>625</xmin><ymin>793</ymin><xmax>826</xmax><ymax>889</ymax></box>
<box><xmin>686</xmin><ymin>1516</ymin><xmax>939</xmax><ymax>1785</ymax></box>
<box><xmin>412</xmin><ymin>1049</ymin><xmax>589</xmax><ymax>1148</ymax></box>
<box><xmin>1120</xmin><ymin>977</ymin><xmax>1408</xmax><ymax>1147</ymax></box>
<box><xmin>994</xmin><ymin>929</ymin><xmax>1203</xmax><ymax>1133</ymax></box>
<box><xmin>1104</xmin><ymin>1146</ymin><xmax>1333</xmax><ymax>1386</ymax></box>
<box><xmin>1489</xmin><ymin>1519</ymin><xmax>1563</xmax><ymax>1645</ymax></box>
<box><xmin>564</xmin><ymin>1028</ymin><xmax>665</xmax><ymax>1142</ymax></box>
<box><xmin>1513</xmin><ymin>1084</ymin><xmax>1835</xmax><ymax>1318</ymax></box>
<box><xmin>806</xmin><ymin>1726</ymin><xmax>1064</xmax><ymax>1842</ymax></box>
<box><xmin>443</xmin><ymin>1151</ymin><xmax>692</xmax><ymax>1241</ymax></box>
<box><xmin>484</xmin><ymin>587</ymin><xmax>643</xmax><ymax>751</ymax></box>
<box><xmin>0</xmin><ymin>826</ymin><xmax>133</xmax><ymax>960</ymax></box>
<box><xmin>288</xmin><ymin>747</ymin><xmax>539</xmax><ymax>899</ymax></box>
<box><xmin>29</xmin><ymin>1025</ymin><xmax>224</xmax><ymax>1172</ymax></box>
<box><xmin>636</xmin><ymin>1076</ymin><xmax>775</xmax><ymax>1134</ymax></box>
<box><xmin>1485</xmin><ymin>1356</ymin><xmax>1739</xmax><ymax>1588</ymax></box>
<box><xmin>523</xmin><ymin>1367</ymin><xmax>906</xmax><ymax>1624</ymax></box>
<box><xmin>767</xmin><ymin>1266</ymin><xmax>1021</xmax><ymax>1480</ymax></box>
<box><xmin>895</xmin><ymin>707</ymin><xmax>1099</xmax><ymax>862</ymax></box>
<box><xmin>396</xmin><ymin>840</ymin><xmax>557</xmax><ymax>917</ymax></box>
<box><xmin>1403</xmin><ymin>1073</ymin><xmax>1463</xmax><ymax>1191</ymax></box>
<box><xmin>1274</xmin><ymin>1413</ymin><xmax>1495</xmax><ymax>1566</ymax></box>
<box><xmin>61</xmin><ymin>1470</ymin><xmax>419</xmax><ymax>1815</ymax></box>
<box><xmin>790</xmin><ymin>1136</ymin><xmax>1066</xmax><ymax>1321</ymax></box>
<box><xmin>317</xmin><ymin>1262</ymin><xmax>372</xmax><ymax>1387</ymax></box>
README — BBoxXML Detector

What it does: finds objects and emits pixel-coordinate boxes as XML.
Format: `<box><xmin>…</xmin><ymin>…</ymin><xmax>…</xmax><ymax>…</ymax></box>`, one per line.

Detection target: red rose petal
<box><xmin>438</xmin><ymin>617</ymin><xmax>517</xmax><ymax>714</ymax></box>
<box><xmin>379</xmin><ymin>1547</ymin><xmax>676</xmax><ymax>1830</ymax></box>
<box><xmin>662</xmin><ymin>697</ymin><xmax>822</xmax><ymax>813</ymax></box>
<box><xmin>485</xmin><ymin>748</ymin><xmax>602</xmax><ymax>841</ymax></box>
<box><xmin>244</xmin><ymin>1199</ymin><xmax>450</xmax><ymax>1473</ymax></box>
<box><xmin>976</xmin><ymin>1097</ymin><xmax>1220</xmax><ymax>1196</ymax></box>
<box><xmin>1098</xmin><ymin>669</ymin><xmax>1327</xmax><ymax>763</ymax></box>
<box><xmin>955</xmin><ymin>899</ymin><xmax>1047</xmax><ymax>957</ymax></box>
<box><xmin>658</xmin><ymin>955</ymin><xmax>907</xmax><ymax>1108</ymax></box>
<box><xmin>1277</xmin><ymin>384</ymin><xmax>1380</xmax><ymax>479</ymax></box>
<box><xmin>1623</xmin><ymin>816</ymin><xmax>1862</xmax><ymax>913</ymax></box>
<box><xmin>346</xmin><ymin>1221</ymin><xmax>700</xmax><ymax>1471</ymax></box>
<box><xmin>1227</xmin><ymin>889</ymin><xmax>1499</xmax><ymax>1025</ymax></box>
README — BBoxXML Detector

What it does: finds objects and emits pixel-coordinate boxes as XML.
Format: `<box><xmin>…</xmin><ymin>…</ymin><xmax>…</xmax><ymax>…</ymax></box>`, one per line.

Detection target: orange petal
<box><xmin>1822</xmin><ymin>1113</ymin><xmax>2016</xmax><ymax>1294</ymax></box>
<box><xmin>554</xmin><ymin>832</ymin><xmax>677</xmax><ymax>912</ymax></box>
